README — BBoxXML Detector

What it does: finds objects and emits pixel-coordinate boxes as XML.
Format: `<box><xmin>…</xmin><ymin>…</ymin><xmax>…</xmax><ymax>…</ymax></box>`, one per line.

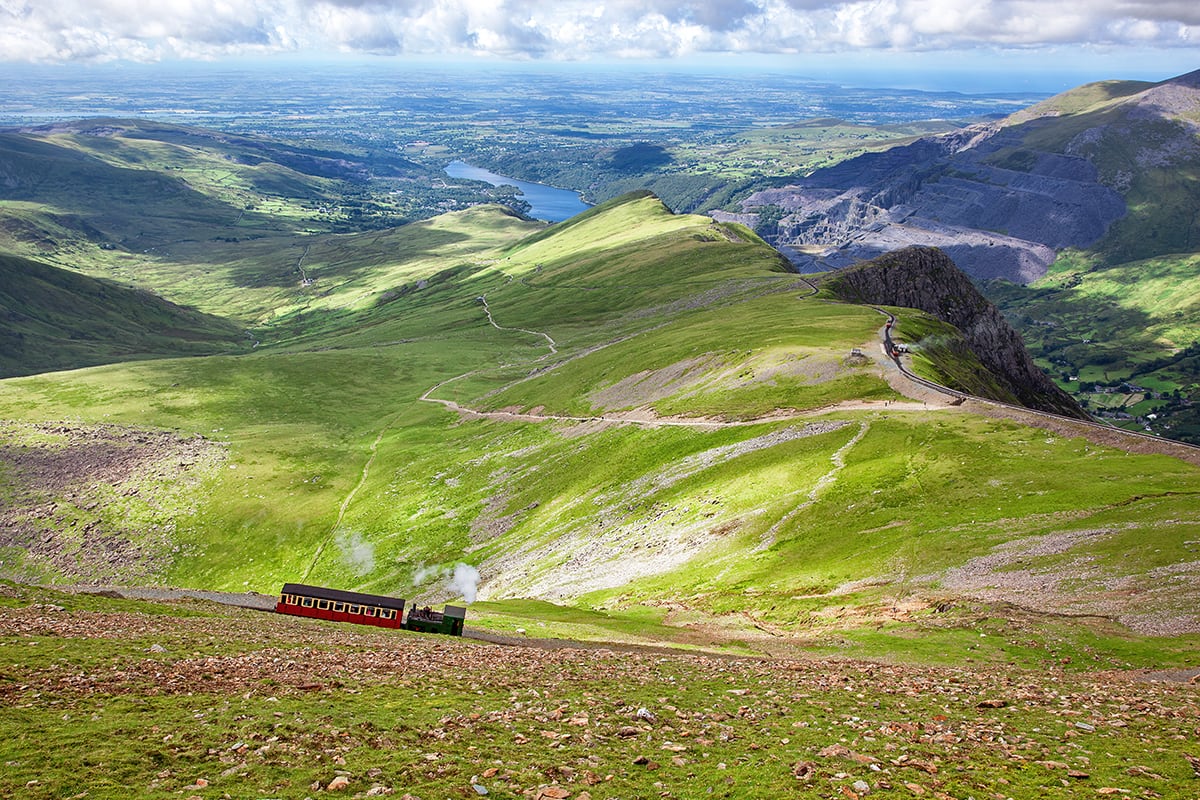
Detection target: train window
<box><xmin>301</xmin><ymin>597</ymin><xmax>313</xmax><ymax>608</ymax></box>
<box><xmin>333</xmin><ymin>602</ymin><xmax>345</xmax><ymax>613</ymax></box>
<box><xmin>363</xmin><ymin>607</ymin><xmax>377</xmax><ymax>617</ymax></box>
<box><xmin>379</xmin><ymin>609</ymin><xmax>393</xmax><ymax>620</ymax></box>
<box><xmin>317</xmin><ymin>599</ymin><xmax>330</xmax><ymax>610</ymax></box>
<box><xmin>348</xmin><ymin>605</ymin><xmax>361</xmax><ymax>615</ymax></box>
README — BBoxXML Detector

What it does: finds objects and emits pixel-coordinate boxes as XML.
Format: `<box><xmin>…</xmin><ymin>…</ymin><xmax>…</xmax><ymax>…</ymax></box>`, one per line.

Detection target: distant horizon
<box><xmin>0</xmin><ymin>51</ymin><xmax>1193</xmax><ymax>96</ymax></box>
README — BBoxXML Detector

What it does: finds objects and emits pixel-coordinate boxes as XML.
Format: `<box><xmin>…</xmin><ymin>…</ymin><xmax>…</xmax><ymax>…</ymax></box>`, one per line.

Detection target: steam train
<box><xmin>276</xmin><ymin>583</ymin><xmax>466</xmax><ymax>636</ymax></box>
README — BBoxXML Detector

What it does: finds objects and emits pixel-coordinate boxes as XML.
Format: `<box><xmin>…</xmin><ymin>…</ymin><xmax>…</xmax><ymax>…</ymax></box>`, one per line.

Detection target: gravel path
<box><xmin>50</xmin><ymin>583</ymin><xmax>278</xmax><ymax>610</ymax></box>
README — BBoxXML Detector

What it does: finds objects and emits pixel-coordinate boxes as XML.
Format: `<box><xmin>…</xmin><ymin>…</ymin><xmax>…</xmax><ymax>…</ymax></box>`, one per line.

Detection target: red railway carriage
<box><xmin>276</xmin><ymin>583</ymin><xmax>407</xmax><ymax>629</ymax></box>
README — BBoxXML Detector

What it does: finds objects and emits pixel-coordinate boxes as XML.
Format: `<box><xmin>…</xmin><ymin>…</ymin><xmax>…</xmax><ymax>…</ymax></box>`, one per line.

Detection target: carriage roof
<box><xmin>280</xmin><ymin>583</ymin><xmax>407</xmax><ymax>612</ymax></box>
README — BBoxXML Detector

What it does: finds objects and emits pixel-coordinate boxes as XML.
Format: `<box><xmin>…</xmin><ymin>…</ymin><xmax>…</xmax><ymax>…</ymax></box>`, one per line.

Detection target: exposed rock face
<box><xmin>727</xmin><ymin>70</ymin><xmax>1200</xmax><ymax>282</ymax></box>
<box><xmin>739</xmin><ymin>127</ymin><xmax>1125</xmax><ymax>282</ymax></box>
<box><xmin>825</xmin><ymin>246</ymin><xmax>1087</xmax><ymax>419</ymax></box>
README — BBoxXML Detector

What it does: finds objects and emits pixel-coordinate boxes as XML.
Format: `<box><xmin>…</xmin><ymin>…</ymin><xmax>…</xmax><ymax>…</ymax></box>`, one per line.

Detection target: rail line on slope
<box><xmin>874</xmin><ymin>306</ymin><xmax>1200</xmax><ymax>461</ymax></box>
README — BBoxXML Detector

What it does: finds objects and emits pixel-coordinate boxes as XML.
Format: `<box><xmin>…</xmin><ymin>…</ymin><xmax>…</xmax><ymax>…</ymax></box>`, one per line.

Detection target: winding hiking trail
<box><xmin>757</xmin><ymin>419</ymin><xmax>871</xmax><ymax>550</ymax></box>
<box><xmin>479</xmin><ymin>295</ymin><xmax>557</xmax><ymax>355</ymax></box>
<box><xmin>295</xmin><ymin>244</ymin><xmax>313</xmax><ymax>286</ymax></box>
<box><xmin>302</xmin><ymin>414</ymin><xmax>398</xmax><ymax>581</ymax></box>
<box><xmin>420</xmin><ymin>288</ymin><xmax>947</xmax><ymax>431</ymax></box>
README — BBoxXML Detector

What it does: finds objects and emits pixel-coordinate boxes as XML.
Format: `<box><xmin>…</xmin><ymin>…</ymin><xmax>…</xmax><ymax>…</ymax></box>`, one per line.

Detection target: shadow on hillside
<box><xmin>0</xmin><ymin>135</ymin><xmax>277</xmax><ymax>251</ymax></box>
<box><xmin>250</xmin><ymin>261</ymin><xmax>483</xmax><ymax>345</ymax></box>
<box><xmin>222</xmin><ymin>226</ymin><xmax>473</xmax><ymax>290</ymax></box>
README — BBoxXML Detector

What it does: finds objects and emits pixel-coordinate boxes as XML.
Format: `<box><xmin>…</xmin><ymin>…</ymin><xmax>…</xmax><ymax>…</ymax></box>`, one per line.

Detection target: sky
<box><xmin>0</xmin><ymin>0</ymin><xmax>1197</xmax><ymax>89</ymax></box>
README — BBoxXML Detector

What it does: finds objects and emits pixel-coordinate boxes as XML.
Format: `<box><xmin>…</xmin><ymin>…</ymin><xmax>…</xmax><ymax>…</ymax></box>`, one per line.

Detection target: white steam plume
<box><xmin>410</xmin><ymin>561</ymin><xmax>481</xmax><ymax>602</ymax></box>
<box><xmin>450</xmin><ymin>563</ymin><xmax>481</xmax><ymax>603</ymax></box>
<box><xmin>336</xmin><ymin>530</ymin><xmax>375</xmax><ymax>575</ymax></box>
<box><xmin>412</xmin><ymin>562</ymin><xmax>440</xmax><ymax>583</ymax></box>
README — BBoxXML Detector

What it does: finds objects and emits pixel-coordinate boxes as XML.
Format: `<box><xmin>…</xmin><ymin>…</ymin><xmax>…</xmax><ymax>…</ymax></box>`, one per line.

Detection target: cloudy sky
<box><xmin>0</xmin><ymin>0</ymin><xmax>1196</xmax><ymax>82</ymax></box>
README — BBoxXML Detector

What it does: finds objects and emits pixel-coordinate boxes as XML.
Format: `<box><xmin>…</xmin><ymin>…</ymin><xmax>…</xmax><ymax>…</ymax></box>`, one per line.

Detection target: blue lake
<box><xmin>445</xmin><ymin>160</ymin><xmax>591</xmax><ymax>223</ymax></box>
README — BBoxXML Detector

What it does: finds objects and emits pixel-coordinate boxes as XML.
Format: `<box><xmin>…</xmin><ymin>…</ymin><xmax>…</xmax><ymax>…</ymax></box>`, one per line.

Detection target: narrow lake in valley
<box><xmin>445</xmin><ymin>160</ymin><xmax>591</xmax><ymax>222</ymax></box>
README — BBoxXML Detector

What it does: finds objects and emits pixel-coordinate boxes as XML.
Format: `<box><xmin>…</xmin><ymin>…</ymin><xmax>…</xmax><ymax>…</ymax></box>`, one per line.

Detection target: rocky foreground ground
<box><xmin>1</xmin><ymin>589</ymin><xmax>1198</xmax><ymax>800</ymax></box>
<box><xmin>0</xmin><ymin>421</ymin><xmax>226</xmax><ymax>583</ymax></box>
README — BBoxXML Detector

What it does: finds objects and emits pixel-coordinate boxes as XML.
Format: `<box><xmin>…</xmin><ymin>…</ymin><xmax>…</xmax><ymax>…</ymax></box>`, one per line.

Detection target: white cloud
<box><xmin>0</xmin><ymin>0</ymin><xmax>1196</xmax><ymax>62</ymax></box>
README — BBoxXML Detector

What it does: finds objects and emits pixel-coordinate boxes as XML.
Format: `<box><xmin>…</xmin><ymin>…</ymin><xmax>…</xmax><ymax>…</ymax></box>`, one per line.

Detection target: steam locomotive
<box><xmin>276</xmin><ymin>583</ymin><xmax>466</xmax><ymax>636</ymax></box>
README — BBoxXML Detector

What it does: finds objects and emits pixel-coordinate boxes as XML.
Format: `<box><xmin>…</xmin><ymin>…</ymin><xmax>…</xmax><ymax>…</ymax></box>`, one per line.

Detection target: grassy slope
<box><xmin>989</xmin><ymin>250</ymin><xmax>1200</xmax><ymax>442</ymax></box>
<box><xmin>992</xmin><ymin>250</ymin><xmax>1200</xmax><ymax>374</ymax></box>
<box><xmin>3</xmin><ymin>96</ymin><xmax>1200</xmax><ymax>800</ymax></box>
<box><xmin>2</xmin><ymin>186</ymin><xmax>1200</xmax><ymax>800</ymax></box>
<box><xmin>0</xmin><ymin>128</ymin><xmax>304</xmax><ymax>256</ymax></box>
<box><xmin>0</xmin><ymin>192</ymin><xmax>1197</xmax><ymax>678</ymax></box>
<box><xmin>0</xmin><ymin>121</ymin><xmax>543</xmax><ymax>377</ymax></box>
<box><xmin>157</xmin><ymin>204</ymin><xmax>540</xmax><ymax>332</ymax></box>
<box><xmin>0</xmin><ymin>252</ymin><xmax>248</xmax><ymax>377</ymax></box>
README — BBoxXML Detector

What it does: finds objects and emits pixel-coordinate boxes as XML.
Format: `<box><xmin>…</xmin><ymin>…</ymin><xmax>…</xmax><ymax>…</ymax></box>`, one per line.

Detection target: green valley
<box><xmin>1</xmin><ymin>100</ymin><xmax>1199</xmax><ymax>800</ymax></box>
<box><xmin>1</xmin><ymin>175</ymin><xmax>1198</xmax><ymax>657</ymax></box>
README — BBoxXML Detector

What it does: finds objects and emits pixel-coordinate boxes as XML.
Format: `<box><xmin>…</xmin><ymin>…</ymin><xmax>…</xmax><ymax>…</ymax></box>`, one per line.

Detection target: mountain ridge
<box><xmin>722</xmin><ymin>68</ymin><xmax>1200</xmax><ymax>282</ymax></box>
<box><xmin>0</xmin><ymin>92</ymin><xmax>1197</xmax><ymax>687</ymax></box>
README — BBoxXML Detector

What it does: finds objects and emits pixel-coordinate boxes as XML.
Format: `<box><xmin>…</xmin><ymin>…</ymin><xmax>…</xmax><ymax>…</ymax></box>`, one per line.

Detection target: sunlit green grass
<box><xmin>2</xmin><ymin>190</ymin><xmax>1199</xmax><ymax>676</ymax></box>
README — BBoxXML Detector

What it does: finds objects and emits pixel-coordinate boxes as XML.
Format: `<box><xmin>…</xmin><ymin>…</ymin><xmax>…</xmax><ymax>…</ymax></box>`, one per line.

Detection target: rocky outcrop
<box><xmin>825</xmin><ymin>246</ymin><xmax>1087</xmax><ymax>419</ymax></box>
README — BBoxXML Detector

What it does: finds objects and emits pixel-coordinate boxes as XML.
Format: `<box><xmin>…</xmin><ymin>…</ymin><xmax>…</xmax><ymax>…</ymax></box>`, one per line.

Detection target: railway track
<box><xmin>423</xmin><ymin>272</ymin><xmax>1197</xmax><ymax>461</ymax></box>
<box><xmin>875</xmin><ymin>306</ymin><xmax>1200</xmax><ymax>458</ymax></box>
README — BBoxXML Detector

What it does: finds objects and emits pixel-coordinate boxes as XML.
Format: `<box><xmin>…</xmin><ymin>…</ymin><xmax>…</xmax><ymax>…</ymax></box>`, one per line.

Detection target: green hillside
<box><xmin>0</xmin><ymin>120</ymin><xmax>533</xmax><ymax>321</ymax></box>
<box><xmin>1</xmin><ymin>189</ymin><xmax>1198</xmax><ymax>673</ymax></box>
<box><xmin>0</xmin><ymin>124</ymin><xmax>318</xmax><ymax>254</ymax></box>
<box><xmin>0</xmin><ymin>252</ymin><xmax>248</xmax><ymax>377</ymax></box>
<box><xmin>3</xmin><ymin>91</ymin><xmax>1199</xmax><ymax>800</ymax></box>
<box><xmin>981</xmin><ymin>72</ymin><xmax>1200</xmax><ymax>440</ymax></box>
